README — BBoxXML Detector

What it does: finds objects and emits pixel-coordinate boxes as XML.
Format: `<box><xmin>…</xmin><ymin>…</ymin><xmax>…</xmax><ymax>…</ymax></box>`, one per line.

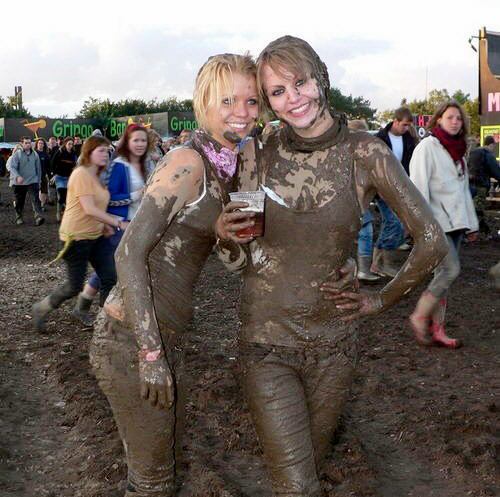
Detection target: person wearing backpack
<box><xmin>468</xmin><ymin>135</ymin><xmax>500</xmax><ymax>234</ymax></box>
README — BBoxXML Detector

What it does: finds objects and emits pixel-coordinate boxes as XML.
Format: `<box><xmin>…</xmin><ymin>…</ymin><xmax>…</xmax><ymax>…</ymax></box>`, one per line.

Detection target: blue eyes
<box><xmin>222</xmin><ymin>98</ymin><xmax>258</xmax><ymax>105</ymax></box>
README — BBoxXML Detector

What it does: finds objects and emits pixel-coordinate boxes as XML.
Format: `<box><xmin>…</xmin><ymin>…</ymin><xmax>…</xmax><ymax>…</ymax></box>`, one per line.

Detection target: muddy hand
<box><xmin>104</xmin><ymin>301</ymin><xmax>125</xmax><ymax>321</ymax></box>
<box><xmin>326</xmin><ymin>257</ymin><xmax>359</xmax><ymax>292</ymax></box>
<box><xmin>215</xmin><ymin>201</ymin><xmax>255</xmax><ymax>244</ymax></box>
<box><xmin>320</xmin><ymin>289</ymin><xmax>383</xmax><ymax>321</ymax></box>
<box><xmin>138</xmin><ymin>352</ymin><xmax>174</xmax><ymax>409</ymax></box>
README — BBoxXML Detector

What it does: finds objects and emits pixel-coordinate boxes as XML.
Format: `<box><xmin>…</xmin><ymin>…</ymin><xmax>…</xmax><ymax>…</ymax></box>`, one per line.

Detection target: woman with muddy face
<box><xmin>88</xmin><ymin>53</ymin><xmax>261</xmax><ymax>497</ymax></box>
<box><xmin>215</xmin><ymin>36</ymin><xmax>448</xmax><ymax>497</ymax></box>
<box><xmin>409</xmin><ymin>101</ymin><xmax>479</xmax><ymax>348</ymax></box>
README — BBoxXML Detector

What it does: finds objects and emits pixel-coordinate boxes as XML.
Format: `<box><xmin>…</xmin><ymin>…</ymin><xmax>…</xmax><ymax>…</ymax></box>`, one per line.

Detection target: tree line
<box><xmin>0</xmin><ymin>88</ymin><xmax>480</xmax><ymax>136</ymax></box>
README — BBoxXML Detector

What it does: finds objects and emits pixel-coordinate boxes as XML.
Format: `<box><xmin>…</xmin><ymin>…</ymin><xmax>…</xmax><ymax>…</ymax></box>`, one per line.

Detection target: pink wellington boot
<box><xmin>430</xmin><ymin>297</ymin><xmax>463</xmax><ymax>349</ymax></box>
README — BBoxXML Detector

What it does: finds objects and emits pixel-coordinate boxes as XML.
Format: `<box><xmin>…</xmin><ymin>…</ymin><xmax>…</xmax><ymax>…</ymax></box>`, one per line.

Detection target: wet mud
<box><xmin>0</xmin><ymin>177</ymin><xmax>498</xmax><ymax>497</ymax></box>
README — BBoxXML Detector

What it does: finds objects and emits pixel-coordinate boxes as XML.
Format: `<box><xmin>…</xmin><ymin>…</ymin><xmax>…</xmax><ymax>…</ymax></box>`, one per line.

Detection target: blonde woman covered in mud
<box><xmin>216</xmin><ymin>36</ymin><xmax>448</xmax><ymax>497</ymax></box>
<box><xmin>88</xmin><ymin>54</ymin><xmax>260</xmax><ymax>497</ymax></box>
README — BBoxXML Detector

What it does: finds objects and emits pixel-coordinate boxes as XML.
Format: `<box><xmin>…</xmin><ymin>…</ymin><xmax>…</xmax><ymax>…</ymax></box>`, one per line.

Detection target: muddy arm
<box><xmin>355</xmin><ymin>135</ymin><xmax>448</xmax><ymax>311</ymax></box>
<box><xmin>116</xmin><ymin>149</ymin><xmax>204</xmax><ymax>348</ymax></box>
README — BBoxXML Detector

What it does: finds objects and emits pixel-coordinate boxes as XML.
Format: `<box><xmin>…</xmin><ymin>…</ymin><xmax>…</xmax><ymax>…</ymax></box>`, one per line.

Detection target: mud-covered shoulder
<box><xmin>147</xmin><ymin>147</ymin><xmax>204</xmax><ymax>202</ymax></box>
<box><xmin>349</xmin><ymin>130</ymin><xmax>393</xmax><ymax>173</ymax></box>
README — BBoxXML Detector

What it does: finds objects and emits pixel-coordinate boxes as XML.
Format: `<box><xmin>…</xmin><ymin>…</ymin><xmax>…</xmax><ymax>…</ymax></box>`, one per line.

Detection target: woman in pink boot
<box><xmin>409</xmin><ymin>100</ymin><xmax>479</xmax><ymax>348</ymax></box>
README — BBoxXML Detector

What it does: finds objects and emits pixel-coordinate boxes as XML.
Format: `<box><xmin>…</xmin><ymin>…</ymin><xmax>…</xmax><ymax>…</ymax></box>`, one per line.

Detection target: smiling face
<box><xmin>261</xmin><ymin>63</ymin><xmax>331</xmax><ymax>138</ymax></box>
<box><xmin>204</xmin><ymin>72</ymin><xmax>259</xmax><ymax>149</ymax></box>
<box><xmin>128</xmin><ymin>130</ymin><xmax>148</xmax><ymax>159</ymax></box>
<box><xmin>438</xmin><ymin>106</ymin><xmax>463</xmax><ymax>136</ymax></box>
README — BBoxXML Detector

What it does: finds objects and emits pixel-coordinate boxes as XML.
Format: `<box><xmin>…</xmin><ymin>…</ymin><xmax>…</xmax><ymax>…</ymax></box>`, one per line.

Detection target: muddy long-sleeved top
<box><xmin>110</xmin><ymin>134</ymin><xmax>243</xmax><ymax>350</ymax></box>
<box><xmin>228</xmin><ymin>116</ymin><xmax>448</xmax><ymax>348</ymax></box>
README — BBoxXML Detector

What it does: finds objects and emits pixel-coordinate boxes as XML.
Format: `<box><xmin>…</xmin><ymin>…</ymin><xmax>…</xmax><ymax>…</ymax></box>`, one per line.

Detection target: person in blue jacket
<box><xmin>72</xmin><ymin>124</ymin><xmax>155</xmax><ymax>325</ymax></box>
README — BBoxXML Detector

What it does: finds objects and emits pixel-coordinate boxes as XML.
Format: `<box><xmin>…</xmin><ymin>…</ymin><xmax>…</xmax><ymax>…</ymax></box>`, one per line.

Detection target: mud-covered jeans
<box><xmin>427</xmin><ymin>231</ymin><xmax>463</xmax><ymax>298</ymax></box>
<box><xmin>90</xmin><ymin>313</ymin><xmax>185</xmax><ymax>497</ymax></box>
<box><xmin>239</xmin><ymin>338</ymin><xmax>356</xmax><ymax>497</ymax></box>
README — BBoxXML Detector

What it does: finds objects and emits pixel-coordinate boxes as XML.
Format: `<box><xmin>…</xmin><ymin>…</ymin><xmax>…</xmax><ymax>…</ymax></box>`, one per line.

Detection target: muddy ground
<box><xmin>0</xmin><ymin>177</ymin><xmax>498</xmax><ymax>497</ymax></box>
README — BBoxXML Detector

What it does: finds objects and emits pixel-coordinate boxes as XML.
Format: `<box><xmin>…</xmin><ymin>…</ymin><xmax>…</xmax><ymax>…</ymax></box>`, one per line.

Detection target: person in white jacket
<box><xmin>409</xmin><ymin>100</ymin><xmax>478</xmax><ymax>348</ymax></box>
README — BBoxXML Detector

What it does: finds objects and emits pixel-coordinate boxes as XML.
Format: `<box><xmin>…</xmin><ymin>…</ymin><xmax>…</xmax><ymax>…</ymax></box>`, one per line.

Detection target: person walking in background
<box><xmin>147</xmin><ymin>129</ymin><xmax>165</xmax><ymax>167</ymax></box>
<box><xmin>51</xmin><ymin>137</ymin><xmax>77</xmax><ymax>221</ymax></box>
<box><xmin>46</xmin><ymin>136</ymin><xmax>59</xmax><ymax>205</ymax></box>
<box><xmin>35</xmin><ymin>138</ymin><xmax>51</xmax><ymax>211</ymax></box>
<box><xmin>468</xmin><ymin>134</ymin><xmax>500</xmax><ymax>235</ymax></box>
<box><xmin>32</xmin><ymin>136</ymin><xmax>123</xmax><ymax>333</ymax></box>
<box><xmin>73</xmin><ymin>135</ymin><xmax>83</xmax><ymax>157</ymax></box>
<box><xmin>409</xmin><ymin>100</ymin><xmax>478</xmax><ymax>349</ymax></box>
<box><xmin>348</xmin><ymin>119</ymin><xmax>381</xmax><ymax>282</ymax></box>
<box><xmin>73</xmin><ymin>124</ymin><xmax>154</xmax><ymax>325</ymax></box>
<box><xmin>177</xmin><ymin>129</ymin><xmax>191</xmax><ymax>144</ymax></box>
<box><xmin>372</xmin><ymin>107</ymin><xmax>417</xmax><ymax>277</ymax></box>
<box><xmin>9</xmin><ymin>137</ymin><xmax>44</xmax><ymax>226</ymax></box>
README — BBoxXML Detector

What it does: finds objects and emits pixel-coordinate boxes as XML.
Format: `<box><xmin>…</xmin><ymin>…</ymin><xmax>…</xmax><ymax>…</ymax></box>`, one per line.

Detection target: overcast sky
<box><xmin>2</xmin><ymin>0</ymin><xmax>498</xmax><ymax>118</ymax></box>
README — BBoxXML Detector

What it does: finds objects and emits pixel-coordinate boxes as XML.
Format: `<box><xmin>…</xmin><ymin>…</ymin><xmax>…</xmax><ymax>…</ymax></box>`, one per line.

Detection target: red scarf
<box><xmin>431</xmin><ymin>126</ymin><xmax>467</xmax><ymax>173</ymax></box>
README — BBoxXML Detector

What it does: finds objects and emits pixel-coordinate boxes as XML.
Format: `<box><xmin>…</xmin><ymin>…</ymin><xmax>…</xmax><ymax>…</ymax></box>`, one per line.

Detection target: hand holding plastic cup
<box><xmin>228</xmin><ymin>191</ymin><xmax>266</xmax><ymax>238</ymax></box>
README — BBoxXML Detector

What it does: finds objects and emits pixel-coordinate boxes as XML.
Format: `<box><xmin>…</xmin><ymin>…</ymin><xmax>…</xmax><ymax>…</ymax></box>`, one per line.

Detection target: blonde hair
<box><xmin>193</xmin><ymin>53</ymin><xmax>256</xmax><ymax>131</ymax></box>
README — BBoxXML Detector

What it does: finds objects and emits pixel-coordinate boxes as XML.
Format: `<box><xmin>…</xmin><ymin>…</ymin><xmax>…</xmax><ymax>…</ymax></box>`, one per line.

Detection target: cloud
<box><xmin>2</xmin><ymin>0</ymin><xmax>498</xmax><ymax>118</ymax></box>
<box><xmin>3</xmin><ymin>27</ymin><xmax>392</xmax><ymax>117</ymax></box>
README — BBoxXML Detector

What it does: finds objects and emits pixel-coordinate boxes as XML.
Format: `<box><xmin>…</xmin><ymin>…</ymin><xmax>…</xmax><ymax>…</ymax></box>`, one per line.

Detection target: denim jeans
<box><xmin>357</xmin><ymin>210</ymin><xmax>374</xmax><ymax>257</ymax></box>
<box><xmin>54</xmin><ymin>175</ymin><xmax>68</xmax><ymax>207</ymax></box>
<box><xmin>375</xmin><ymin>198</ymin><xmax>404</xmax><ymax>250</ymax></box>
<box><xmin>49</xmin><ymin>237</ymin><xmax>117</xmax><ymax>308</ymax></box>
<box><xmin>427</xmin><ymin>231</ymin><xmax>463</xmax><ymax>298</ymax></box>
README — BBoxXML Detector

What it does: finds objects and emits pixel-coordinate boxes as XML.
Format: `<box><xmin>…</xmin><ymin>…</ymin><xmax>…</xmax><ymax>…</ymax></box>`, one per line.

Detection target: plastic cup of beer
<box><xmin>228</xmin><ymin>191</ymin><xmax>266</xmax><ymax>238</ymax></box>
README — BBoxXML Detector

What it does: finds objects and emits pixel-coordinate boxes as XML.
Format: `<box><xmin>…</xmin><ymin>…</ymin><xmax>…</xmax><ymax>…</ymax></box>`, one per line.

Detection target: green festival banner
<box><xmin>0</xmin><ymin>112</ymin><xmax>197</xmax><ymax>143</ymax></box>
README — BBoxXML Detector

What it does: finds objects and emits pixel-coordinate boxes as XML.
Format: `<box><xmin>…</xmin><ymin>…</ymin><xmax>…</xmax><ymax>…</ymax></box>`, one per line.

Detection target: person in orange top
<box><xmin>32</xmin><ymin>136</ymin><xmax>126</xmax><ymax>332</ymax></box>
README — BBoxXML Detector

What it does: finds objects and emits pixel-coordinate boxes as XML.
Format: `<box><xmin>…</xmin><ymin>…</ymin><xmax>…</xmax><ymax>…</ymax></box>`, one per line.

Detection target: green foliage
<box><xmin>0</xmin><ymin>96</ymin><xmax>32</xmax><ymax>118</ymax></box>
<box><xmin>378</xmin><ymin>89</ymin><xmax>480</xmax><ymax>137</ymax></box>
<box><xmin>463</xmin><ymin>98</ymin><xmax>480</xmax><ymax>137</ymax></box>
<box><xmin>77</xmin><ymin>96</ymin><xmax>194</xmax><ymax>126</ymax></box>
<box><xmin>328</xmin><ymin>87</ymin><xmax>377</xmax><ymax>123</ymax></box>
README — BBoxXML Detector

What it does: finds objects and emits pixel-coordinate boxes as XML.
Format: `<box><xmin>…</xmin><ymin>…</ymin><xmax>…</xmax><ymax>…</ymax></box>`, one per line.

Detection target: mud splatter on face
<box><xmin>223</xmin><ymin>131</ymin><xmax>242</xmax><ymax>144</ymax></box>
<box><xmin>258</xmin><ymin>35</ymin><xmax>332</xmax><ymax>124</ymax></box>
